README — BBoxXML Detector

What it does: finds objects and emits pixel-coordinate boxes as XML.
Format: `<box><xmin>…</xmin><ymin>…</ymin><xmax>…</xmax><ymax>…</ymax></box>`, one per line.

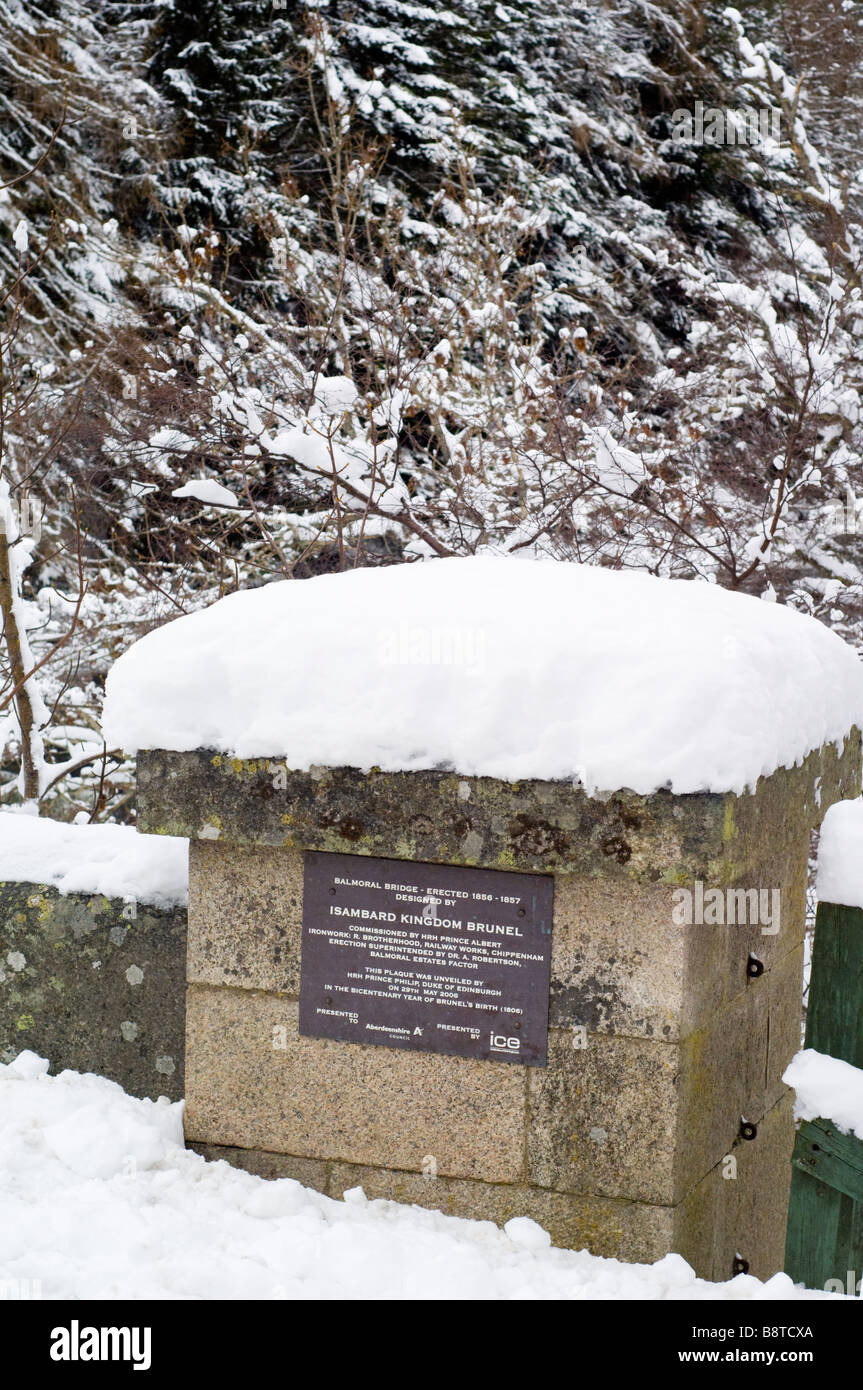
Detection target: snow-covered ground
<box><xmin>0</xmin><ymin>1052</ymin><xmax>840</xmax><ymax>1301</ymax></box>
<box><xmin>0</xmin><ymin>810</ymin><xmax>188</xmax><ymax>908</ymax></box>
<box><xmin>103</xmin><ymin>555</ymin><xmax>863</xmax><ymax>797</ymax></box>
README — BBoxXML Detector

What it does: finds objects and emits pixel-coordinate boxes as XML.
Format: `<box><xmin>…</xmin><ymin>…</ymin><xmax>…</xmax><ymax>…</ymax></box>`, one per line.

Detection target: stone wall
<box><xmin>0</xmin><ymin>882</ymin><xmax>186</xmax><ymax>1101</ymax></box>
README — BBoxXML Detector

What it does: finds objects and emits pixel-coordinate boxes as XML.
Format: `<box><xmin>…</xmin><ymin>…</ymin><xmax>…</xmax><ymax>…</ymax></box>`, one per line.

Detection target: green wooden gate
<box><xmin>785</xmin><ymin>900</ymin><xmax>863</xmax><ymax>1294</ymax></box>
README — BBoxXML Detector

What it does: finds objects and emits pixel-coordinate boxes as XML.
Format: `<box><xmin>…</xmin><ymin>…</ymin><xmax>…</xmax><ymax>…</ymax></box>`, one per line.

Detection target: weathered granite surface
<box><xmin>182</xmin><ymin>942</ymin><xmax>792</xmax><ymax>1211</ymax></box>
<box><xmin>137</xmin><ymin>733</ymin><xmax>861</xmax><ymax>878</ymax></box>
<box><xmin>185</xmin><ymin>835</ymin><xmax>806</xmax><ymax>1051</ymax></box>
<box><xmin>0</xmin><ymin>882</ymin><xmax>186</xmax><ymax>1100</ymax></box>
<box><xmin>138</xmin><ymin>733</ymin><xmax>861</xmax><ymax>1277</ymax></box>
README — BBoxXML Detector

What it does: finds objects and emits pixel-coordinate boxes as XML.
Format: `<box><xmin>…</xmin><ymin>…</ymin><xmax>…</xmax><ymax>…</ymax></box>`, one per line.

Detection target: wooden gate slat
<box><xmin>785</xmin><ymin>901</ymin><xmax>863</xmax><ymax>1292</ymax></box>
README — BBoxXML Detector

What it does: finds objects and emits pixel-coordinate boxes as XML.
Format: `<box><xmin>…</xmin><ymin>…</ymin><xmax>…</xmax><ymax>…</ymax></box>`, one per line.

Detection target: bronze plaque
<box><xmin>299</xmin><ymin>850</ymin><xmax>553</xmax><ymax>1065</ymax></box>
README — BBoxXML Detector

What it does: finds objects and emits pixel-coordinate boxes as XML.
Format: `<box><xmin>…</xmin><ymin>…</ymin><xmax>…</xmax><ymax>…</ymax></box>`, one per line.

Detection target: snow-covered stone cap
<box><xmin>103</xmin><ymin>556</ymin><xmax>863</xmax><ymax>798</ymax></box>
<box><xmin>816</xmin><ymin>797</ymin><xmax>863</xmax><ymax>910</ymax></box>
<box><xmin>0</xmin><ymin>811</ymin><xmax>188</xmax><ymax>909</ymax></box>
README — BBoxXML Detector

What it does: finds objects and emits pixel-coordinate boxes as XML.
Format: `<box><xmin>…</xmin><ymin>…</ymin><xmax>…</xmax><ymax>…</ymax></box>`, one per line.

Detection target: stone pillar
<box><xmin>137</xmin><ymin>735</ymin><xmax>861</xmax><ymax>1280</ymax></box>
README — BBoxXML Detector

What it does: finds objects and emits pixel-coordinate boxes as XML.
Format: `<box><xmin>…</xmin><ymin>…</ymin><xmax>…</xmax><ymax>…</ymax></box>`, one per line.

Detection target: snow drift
<box><xmin>0</xmin><ymin>1051</ymin><xmax>838</xmax><ymax>1300</ymax></box>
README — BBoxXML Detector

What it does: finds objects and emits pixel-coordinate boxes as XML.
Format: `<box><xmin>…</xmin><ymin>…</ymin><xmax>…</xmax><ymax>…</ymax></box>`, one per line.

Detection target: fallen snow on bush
<box><xmin>171</xmin><ymin>478</ymin><xmax>240</xmax><ymax>508</ymax></box>
<box><xmin>0</xmin><ymin>1052</ymin><xmax>839</xmax><ymax>1300</ymax></box>
<box><xmin>103</xmin><ymin>555</ymin><xmax>863</xmax><ymax>796</ymax></box>
<box><xmin>816</xmin><ymin>798</ymin><xmax>863</xmax><ymax>911</ymax></box>
<box><xmin>0</xmin><ymin>812</ymin><xmax>188</xmax><ymax>908</ymax></box>
<box><xmin>784</xmin><ymin>1048</ymin><xmax>863</xmax><ymax>1140</ymax></box>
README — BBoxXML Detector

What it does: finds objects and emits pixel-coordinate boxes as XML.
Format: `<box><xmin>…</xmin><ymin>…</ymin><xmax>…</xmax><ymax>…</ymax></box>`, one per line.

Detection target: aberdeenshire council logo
<box><xmin>50</xmin><ymin>1321</ymin><xmax>152</xmax><ymax>1371</ymax></box>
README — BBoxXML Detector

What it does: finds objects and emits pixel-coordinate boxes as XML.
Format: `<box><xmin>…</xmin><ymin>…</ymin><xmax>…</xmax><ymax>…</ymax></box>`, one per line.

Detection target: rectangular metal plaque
<box><xmin>299</xmin><ymin>851</ymin><xmax>553</xmax><ymax>1065</ymax></box>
